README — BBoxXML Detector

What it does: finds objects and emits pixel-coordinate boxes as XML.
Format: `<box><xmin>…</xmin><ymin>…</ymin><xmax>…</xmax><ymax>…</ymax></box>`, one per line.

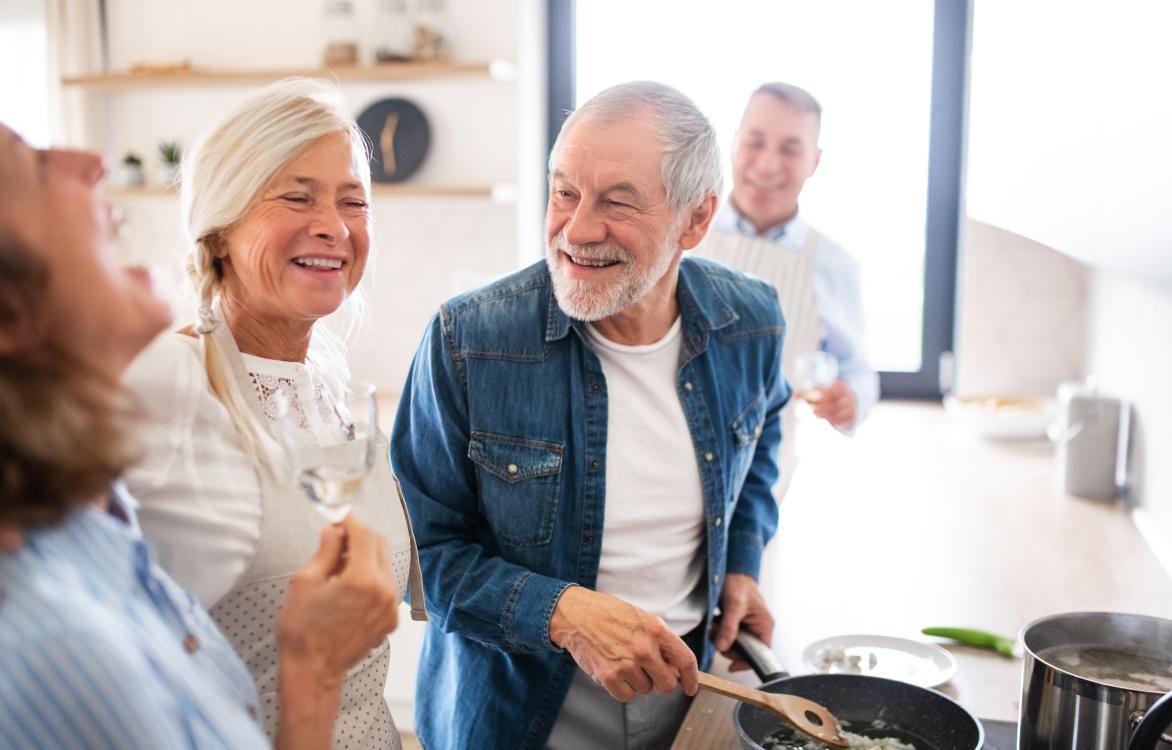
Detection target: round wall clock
<box><xmin>356</xmin><ymin>97</ymin><xmax>431</xmax><ymax>183</ymax></box>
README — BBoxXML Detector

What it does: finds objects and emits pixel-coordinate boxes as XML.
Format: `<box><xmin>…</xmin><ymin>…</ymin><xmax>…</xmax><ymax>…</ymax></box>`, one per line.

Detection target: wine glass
<box><xmin>273</xmin><ymin>380</ymin><xmax>379</xmax><ymax>523</ymax></box>
<box><xmin>793</xmin><ymin>351</ymin><xmax>839</xmax><ymax>403</ymax></box>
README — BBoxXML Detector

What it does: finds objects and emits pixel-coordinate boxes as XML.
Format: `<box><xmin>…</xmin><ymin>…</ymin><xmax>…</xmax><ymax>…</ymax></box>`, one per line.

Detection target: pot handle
<box><xmin>732</xmin><ymin>630</ymin><xmax>788</xmax><ymax>683</ymax></box>
<box><xmin>1128</xmin><ymin>691</ymin><xmax>1172</xmax><ymax>750</ymax></box>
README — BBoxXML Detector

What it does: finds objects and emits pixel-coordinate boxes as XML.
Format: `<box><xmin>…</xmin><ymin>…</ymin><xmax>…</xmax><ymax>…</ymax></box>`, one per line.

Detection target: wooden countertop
<box><xmin>672</xmin><ymin>400</ymin><xmax>1172</xmax><ymax>749</ymax></box>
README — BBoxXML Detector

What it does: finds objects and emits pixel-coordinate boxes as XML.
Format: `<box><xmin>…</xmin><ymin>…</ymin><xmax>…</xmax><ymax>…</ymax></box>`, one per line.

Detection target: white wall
<box><xmin>956</xmin><ymin>221</ymin><xmax>1172</xmax><ymax>570</ymax></box>
<box><xmin>1087</xmin><ymin>271</ymin><xmax>1172</xmax><ymax>556</ymax></box>
<box><xmin>965</xmin><ymin>0</ymin><xmax>1172</xmax><ymax>288</ymax></box>
<box><xmin>961</xmin><ymin>0</ymin><xmax>1172</xmax><ymax>564</ymax></box>
<box><xmin>96</xmin><ymin>0</ymin><xmax>534</xmax><ymax>398</ymax></box>
<box><xmin>953</xmin><ymin>219</ymin><xmax>1090</xmax><ymax>397</ymax></box>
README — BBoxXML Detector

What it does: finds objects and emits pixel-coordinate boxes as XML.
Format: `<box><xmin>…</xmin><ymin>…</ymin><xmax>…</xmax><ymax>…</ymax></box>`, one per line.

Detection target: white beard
<box><xmin>545</xmin><ymin>230</ymin><xmax>678</xmax><ymax>322</ymax></box>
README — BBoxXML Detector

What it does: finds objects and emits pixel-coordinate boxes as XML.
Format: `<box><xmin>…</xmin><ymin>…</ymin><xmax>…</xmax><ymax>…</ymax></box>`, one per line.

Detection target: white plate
<box><xmin>802</xmin><ymin>634</ymin><xmax>958</xmax><ymax>688</ymax></box>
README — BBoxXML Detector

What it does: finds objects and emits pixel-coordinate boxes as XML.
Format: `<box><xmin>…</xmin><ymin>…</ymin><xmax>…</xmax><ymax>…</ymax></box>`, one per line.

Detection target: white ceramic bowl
<box><xmin>802</xmin><ymin>634</ymin><xmax>958</xmax><ymax>688</ymax></box>
<box><xmin>944</xmin><ymin>394</ymin><xmax>1057</xmax><ymax>442</ymax></box>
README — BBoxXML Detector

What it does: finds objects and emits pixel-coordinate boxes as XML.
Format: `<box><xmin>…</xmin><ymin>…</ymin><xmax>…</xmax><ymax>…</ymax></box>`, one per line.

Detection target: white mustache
<box><xmin>550</xmin><ymin>232</ymin><xmax>632</xmax><ymax>264</ymax></box>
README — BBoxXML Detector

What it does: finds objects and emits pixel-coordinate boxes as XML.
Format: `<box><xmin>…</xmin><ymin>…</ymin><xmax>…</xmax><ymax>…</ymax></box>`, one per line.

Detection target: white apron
<box><xmin>205</xmin><ymin>310</ymin><xmax>427</xmax><ymax>749</ymax></box>
<box><xmin>694</xmin><ymin>227</ymin><xmax>822</xmax><ymax>496</ymax></box>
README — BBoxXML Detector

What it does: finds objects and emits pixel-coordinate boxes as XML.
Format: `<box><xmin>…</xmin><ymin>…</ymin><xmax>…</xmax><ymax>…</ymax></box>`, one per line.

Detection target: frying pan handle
<box><xmin>1128</xmin><ymin>690</ymin><xmax>1172</xmax><ymax>750</ymax></box>
<box><xmin>732</xmin><ymin>630</ymin><xmax>788</xmax><ymax>683</ymax></box>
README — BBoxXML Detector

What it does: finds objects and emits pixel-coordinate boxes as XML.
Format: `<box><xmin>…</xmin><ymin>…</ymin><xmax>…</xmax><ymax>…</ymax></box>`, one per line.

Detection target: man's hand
<box><xmin>712</xmin><ymin>573</ymin><xmax>774</xmax><ymax>673</ymax></box>
<box><xmin>810</xmin><ymin>379</ymin><xmax>856</xmax><ymax>430</ymax></box>
<box><xmin>549</xmin><ymin>586</ymin><xmax>699</xmax><ymax>702</ymax></box>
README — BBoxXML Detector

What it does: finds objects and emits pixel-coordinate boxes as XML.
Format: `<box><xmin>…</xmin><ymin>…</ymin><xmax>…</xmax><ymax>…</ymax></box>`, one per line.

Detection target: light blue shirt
<box><xmin>714</xmin><ymin>202</ymin><xmax>880</xmax><ymax>428</ymax></box>
<box><xmin>0</xmin><ymin>485</ymin><xmax>268</xmax><ymax>750</ymax></box>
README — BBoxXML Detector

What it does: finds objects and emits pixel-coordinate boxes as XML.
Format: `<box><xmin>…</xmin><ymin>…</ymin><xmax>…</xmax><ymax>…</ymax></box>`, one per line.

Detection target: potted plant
<box><xmin>120</xmin><ymin>152</ymin><xmax>145</xmax><ymax>186</ymax></box>
<box><xmin>157</xmin><ymin>140</ymin><xmax>182</xmax><ymax>187</ymax></box>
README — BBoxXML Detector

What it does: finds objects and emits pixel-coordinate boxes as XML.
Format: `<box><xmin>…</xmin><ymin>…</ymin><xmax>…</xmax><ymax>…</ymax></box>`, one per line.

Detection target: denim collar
<box><xmin>543</xmin><ymin>256</ymin><xmax>739</xmax><ymax>344</ymax></box>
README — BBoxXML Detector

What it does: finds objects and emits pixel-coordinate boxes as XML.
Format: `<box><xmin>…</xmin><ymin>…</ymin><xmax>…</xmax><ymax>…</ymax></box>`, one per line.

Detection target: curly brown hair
<box><xmin>0</xmin><ymin>226</ymin><xmax>137</xmax><ymax>526</ymax></box>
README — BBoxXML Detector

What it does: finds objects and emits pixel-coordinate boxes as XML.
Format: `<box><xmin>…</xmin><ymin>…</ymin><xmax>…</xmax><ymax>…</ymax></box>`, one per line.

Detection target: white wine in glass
<box><xmin>793</xmin><ymin>351</ymin><xmax>839</xmax><ymax>403</ymax></box>
<box><xmin>274</xmin><ymin>380</ymin><xmax>379</xmax><ymax>523</ymax></box>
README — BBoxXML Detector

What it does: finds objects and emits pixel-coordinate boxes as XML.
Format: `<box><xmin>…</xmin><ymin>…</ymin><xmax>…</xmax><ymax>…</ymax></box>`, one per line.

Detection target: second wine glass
<box><xmin>793</xmin><ymin>351</ymin><xmax>839</xmax><ymax>403</ymax></box>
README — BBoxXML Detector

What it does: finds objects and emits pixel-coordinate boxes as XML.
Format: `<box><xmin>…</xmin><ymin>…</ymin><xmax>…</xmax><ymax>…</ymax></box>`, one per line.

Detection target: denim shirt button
<box><xmin>712</xmin><ymin>575</ymin><xmax>720</xmax><ymax>584</ymax></box>
<box><xmin>590</xmin><ymin>382</ymin><xmax>601</xmax><ymax>392</ymax></box>
<box><xmin>590</xmin><ymin>459</ymin><xmax>600</xmax><ymax>470</ymax></box>
<box><xmin>704</xmin><ymin>451</ymin><xmax>714</xmax><ymax>462</ymax></box>
<box><xmin>754</xmin><ymin>425</ymin><xmax>763</xmax><ymax>437</ymax></box>
<box><xmin>506</xmin><ymin>463</ymin><xmax>519</xmax><ymax>476</ymax></box>
<box><xmin>583</xmin><ymin>534</ymin><xmax>595</xmax><ymax>544</ymax></box>
<box><xmin>683</xmin><ymin>381</ymin><xmax>694</xmax><ymax>392</ymax></box>
<box><xmin>713</xmin><ymin>517</ymin><xmax>722</xmax><ymax>527</ymax></box>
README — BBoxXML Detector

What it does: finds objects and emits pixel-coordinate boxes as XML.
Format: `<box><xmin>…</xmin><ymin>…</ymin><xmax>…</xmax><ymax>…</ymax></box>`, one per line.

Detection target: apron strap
<box><xmin>392</xmin><ymin>472</ymin><xmax>430</xmax><ymax>621</ymax></box>
<box><xmin>206</xmin><ymin>297</ymin><xmax>276</xmax><ymax>434</ymax></box>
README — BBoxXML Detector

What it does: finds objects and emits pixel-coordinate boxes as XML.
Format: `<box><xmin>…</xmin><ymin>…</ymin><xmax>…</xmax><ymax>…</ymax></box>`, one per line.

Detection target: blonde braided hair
<box><xmin>179</xmin><ymin>77</ymin><xmax>371</xmax><ymax>474</ymax></box>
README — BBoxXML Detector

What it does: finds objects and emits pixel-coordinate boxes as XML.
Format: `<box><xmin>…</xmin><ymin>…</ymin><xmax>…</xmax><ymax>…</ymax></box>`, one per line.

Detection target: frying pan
<box><xmin>730</xmin><ymin>632</ymin><xmax>984</xmax><ymax>750</ymax></box>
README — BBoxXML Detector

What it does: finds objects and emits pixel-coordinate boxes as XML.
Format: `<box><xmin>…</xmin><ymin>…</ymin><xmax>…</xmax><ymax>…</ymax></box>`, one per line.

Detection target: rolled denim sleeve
<box><xmin>725</xmin><ymin>309</ymin><xmax>789</xmax><ymax>580</ymax></box>
<box><xmin>391</xmin><ymin>311</ymin><xmax>573</xmax><ymax>654</ymax></box>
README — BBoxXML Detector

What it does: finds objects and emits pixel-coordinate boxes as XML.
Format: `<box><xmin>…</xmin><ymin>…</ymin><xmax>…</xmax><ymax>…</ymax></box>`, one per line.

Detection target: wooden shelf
<box><xmin>63</xmin><ymin>60</ymin><xmax>516</xmax><ymax>90</ymax></box>
<box><xmin>106</xmin><ymin>183</ymin><xmax>514</xmax><ymax>201</ymax></box>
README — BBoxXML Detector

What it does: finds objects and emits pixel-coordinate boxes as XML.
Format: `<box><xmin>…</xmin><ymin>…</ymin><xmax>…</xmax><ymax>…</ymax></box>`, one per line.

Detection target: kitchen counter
<box><xmin>672</xmin><ymin>400</ymin><xmax>1172</xmax><ymax>749</ymax></box>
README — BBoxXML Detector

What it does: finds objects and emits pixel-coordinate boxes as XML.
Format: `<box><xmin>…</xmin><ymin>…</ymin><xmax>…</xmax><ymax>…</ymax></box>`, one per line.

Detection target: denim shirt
<box><xmin>391</xmin><ymin>256</ymin><xmax>789</xmax><ymax>750</ymax></box>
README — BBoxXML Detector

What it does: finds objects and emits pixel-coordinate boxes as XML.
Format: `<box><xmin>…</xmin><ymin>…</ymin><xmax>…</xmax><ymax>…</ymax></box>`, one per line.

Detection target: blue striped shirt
<box><xmin>0</xmin><ymin>485</ymin><xmax>268</xmax><ymax>749</ymax></box>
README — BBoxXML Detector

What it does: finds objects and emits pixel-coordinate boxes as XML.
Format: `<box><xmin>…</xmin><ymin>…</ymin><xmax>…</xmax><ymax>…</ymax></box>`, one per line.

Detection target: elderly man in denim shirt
<box><xmin>392</xmin><ymin>81</ymin><xmax>790</xmax><ymax>750</ymax></box>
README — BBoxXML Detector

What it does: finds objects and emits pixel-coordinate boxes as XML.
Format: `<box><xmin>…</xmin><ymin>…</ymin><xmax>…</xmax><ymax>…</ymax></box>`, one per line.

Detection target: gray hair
<box><xmin>549</xmin><ymin>81</ymin><xmax>722</xmax><ymax>218</ymax></box>
<box><xmin>752</xmin><ymin>81</ymin><xmax>823</xmax><ymax>132</ymax></box>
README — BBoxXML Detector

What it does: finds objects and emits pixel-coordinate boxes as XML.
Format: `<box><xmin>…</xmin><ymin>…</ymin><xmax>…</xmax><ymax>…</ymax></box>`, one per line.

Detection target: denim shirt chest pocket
<box><xmin>468</xmin><ymin>432</ymin><xmax>564</xmax><ymax>547</ymax></box>
<box><xmin>729</xmin><ymin>391</ymin><xmax>766</xmax><ymax>499</ymax></box>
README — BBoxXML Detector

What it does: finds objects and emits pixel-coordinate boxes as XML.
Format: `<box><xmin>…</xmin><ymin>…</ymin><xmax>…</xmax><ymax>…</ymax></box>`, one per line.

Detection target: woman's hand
<box><xmin>274</xmin><ymin>515</ymin><xmax>400</xmax><ymax>750</ymax></box>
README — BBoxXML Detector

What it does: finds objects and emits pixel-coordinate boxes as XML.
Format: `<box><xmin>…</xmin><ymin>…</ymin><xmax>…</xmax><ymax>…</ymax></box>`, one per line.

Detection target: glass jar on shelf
<box><xmin>374</xmin><ymin>0</ymin><xmax>415</xmax><ymax>63</ymax></box>
<box><xmin>321</xmin><ymin>0</ymin><xmax>360</xmax><ymax>67</ymax></box>
<box><xmin>413</xmin><ymin>0</ymin><xmax>451</xmax><ymax>62</ymax></box>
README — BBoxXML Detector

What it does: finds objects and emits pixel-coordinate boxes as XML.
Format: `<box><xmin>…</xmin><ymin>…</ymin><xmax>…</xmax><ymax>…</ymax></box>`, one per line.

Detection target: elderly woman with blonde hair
<box><xmin>122</xmin><ymin>78</ymin><xmax>426</xmax><ymax>749</ymax></box>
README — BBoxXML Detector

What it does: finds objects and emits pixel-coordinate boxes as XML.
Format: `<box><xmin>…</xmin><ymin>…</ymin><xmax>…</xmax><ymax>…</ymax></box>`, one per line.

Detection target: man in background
<box><xmin>714</xmin><ymin>81</ymin><xmax>878</xmax><ymax>432</ymax></box>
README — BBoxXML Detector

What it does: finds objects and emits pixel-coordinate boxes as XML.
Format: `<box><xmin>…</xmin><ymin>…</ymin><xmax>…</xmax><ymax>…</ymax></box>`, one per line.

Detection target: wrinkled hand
<box><xmin>550</xmin><ymin>586</ymin><xmax>699</xmax><ymax>702</ymax></box>
<box><xmin>712</xmin><ymin>573</ymin><xmax>774</xmax><ymax>673</ymax></box>
<box><xmin>276</xmin><ymin>515</ymin><xmax>400</xmax><ymax>685</ymax></box>
<box><xmin>0</xmin><ymin>525</ymin><xmax>22</xmax><ymax>553</ymax></box>
<box><xmin>809</xmin><ymin>379</ymin><xmax>857</xmax><ymax>430</ymax></box>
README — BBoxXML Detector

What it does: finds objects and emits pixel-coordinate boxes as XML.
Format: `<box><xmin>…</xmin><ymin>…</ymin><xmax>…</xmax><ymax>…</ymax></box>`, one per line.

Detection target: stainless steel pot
<box><xmin>1019</xmin><ymin>612</ymin><xmax>1172</xmax><ymax>749</ymax></box>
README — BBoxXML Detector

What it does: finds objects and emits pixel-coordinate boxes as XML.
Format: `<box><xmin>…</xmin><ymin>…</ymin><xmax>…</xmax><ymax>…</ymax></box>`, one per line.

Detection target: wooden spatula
<box><xmin>697</xmin><ymin>671</ymin><xmax>848</xmax><ymax>747</ymax></box>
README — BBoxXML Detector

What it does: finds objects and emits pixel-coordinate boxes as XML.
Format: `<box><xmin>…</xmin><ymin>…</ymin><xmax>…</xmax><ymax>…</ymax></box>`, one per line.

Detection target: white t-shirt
<box><xmin>585</xmin><ymin>318</ymin><xmax>707</xmax><ymax>635</ymax></box>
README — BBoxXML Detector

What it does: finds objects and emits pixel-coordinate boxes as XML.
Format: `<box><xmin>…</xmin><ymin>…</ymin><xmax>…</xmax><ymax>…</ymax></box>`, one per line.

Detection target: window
<box><xmin>0</xmin><ymin>0</ymin><xmax>51</xmax><ymax>147</ymax></box>
<box><xmin>548</xmin><ymin>0</ymin><xmax>968</xmax><ymax>398</ymax></box>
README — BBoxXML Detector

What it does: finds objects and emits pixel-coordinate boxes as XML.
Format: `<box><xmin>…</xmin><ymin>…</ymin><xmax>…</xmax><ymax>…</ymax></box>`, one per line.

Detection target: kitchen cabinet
<box><xmin>965</xmin><ymin>0</ymin><xmax>1172</xmax><ymax>287</ymax></box>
